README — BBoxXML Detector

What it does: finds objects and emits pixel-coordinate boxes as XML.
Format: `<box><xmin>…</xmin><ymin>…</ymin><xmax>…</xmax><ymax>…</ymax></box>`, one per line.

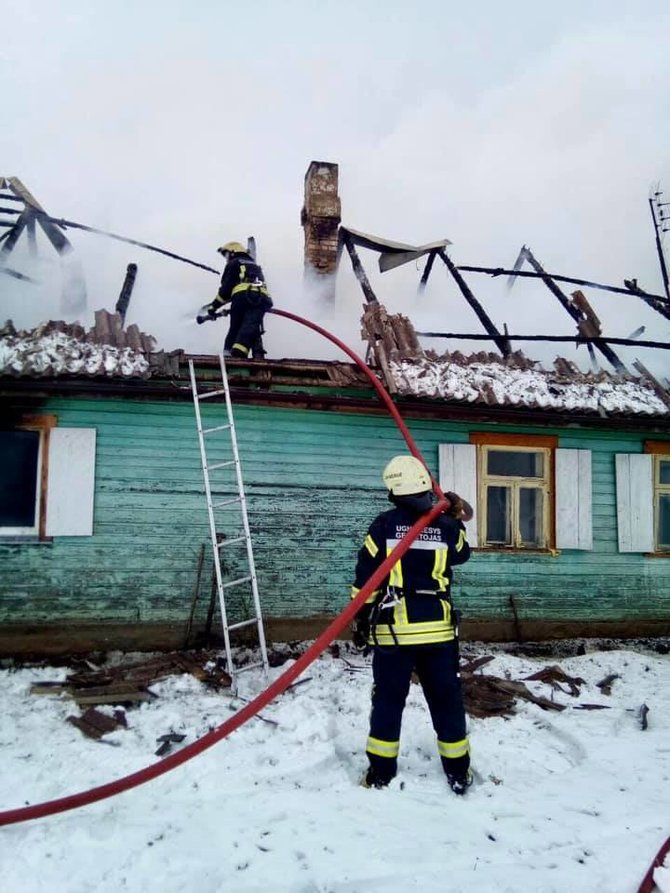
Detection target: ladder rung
<box><xmin>203</xmin><ymin>424</ymin><xmax>232</xmax><ymax>434</ymax></box>
<box><xmin>213</xmin><ymin>496</ymin><xmax>241</xmax><ymax>508</ymax></box>
<box><xmin>228</xmin><ymin>618</ymin><xmax>258</xmax><ymax>631</ymax></box>
<box><xmin>197</xmin><ymin>389</ymin><xmax>227</xmax><ymax>400</ymax></box>
<box><xmin>207</xmin><ymin>461</ymin><xmax>235</xmax><ymax>472</ymax></box>
<box><xmin>217</xmin><ymin>535</ymin><xmax>246</xmax><ymax>548</ymax></box>
<box><xmin>221</xmin><ymin>575</ymin><xmax>252</xmax><ymax>590</ymax></box>
<box><xmin>234</xmin><ymin>660</ymin><xmax>266</xmax><ymax>673</ymax></box>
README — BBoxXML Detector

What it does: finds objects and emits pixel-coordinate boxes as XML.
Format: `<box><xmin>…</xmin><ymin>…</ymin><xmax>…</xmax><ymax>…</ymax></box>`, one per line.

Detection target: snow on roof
<box><xmin>389</xmin><ymin>355</ymin><xmax>670</xmax><ymax>417</ymax></box>
<box><xmin>0</xmin><ymin>310</ymin><xmax>185</xmax><ymax>379</ymax></box>
<box><xmin>0</xmin><ymin>327</ymin><xmax>151</xmax><ymax>378</ymax></box>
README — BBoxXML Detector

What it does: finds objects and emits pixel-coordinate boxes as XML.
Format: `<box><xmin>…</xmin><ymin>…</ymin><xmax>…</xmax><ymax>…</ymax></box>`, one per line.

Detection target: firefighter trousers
<box><xmin>224</xmin><ymin>291</ymin><xmax>272</xmax><ymax>357</ymax></box>
<box><xmin>366</xmin><ymin>641</ymin><xmax>469</xmax><ymax>784</ymax></box>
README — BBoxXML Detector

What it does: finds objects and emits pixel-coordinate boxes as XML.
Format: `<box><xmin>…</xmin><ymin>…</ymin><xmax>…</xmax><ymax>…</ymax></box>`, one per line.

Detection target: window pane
<box><xmin>659</xmin><ymin>459</ymin><xmax>670</xmax><ymax>485</ymax></box>
<box><xmin>486</xmin><ymin>486</ymin><xmax>511</xmax><ymax>544</ymax></box>
<box><xmin>487</xmin><ymin>449</ymin><xmax>544</xmax><ymax>478</ymax></box>
<box><xmin>659</xmin><ymin>494</ymin><xmax>670</xmax><ymax>550</ymax></box>
<box><xmin>0</xmin><ymin>430</ymin><xmax>40</xmax><ymax>527</ymax></box>
<box><xmin>519</xmin><ymin>487</ymin><xmax>545</xmax><ymax>547</ymax></box>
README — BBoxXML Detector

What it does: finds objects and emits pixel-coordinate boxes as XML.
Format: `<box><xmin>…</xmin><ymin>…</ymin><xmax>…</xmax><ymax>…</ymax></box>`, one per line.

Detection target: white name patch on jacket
<box><xmin>387</xmin><ymin>525</ymin><xmax>448</xmax><ymax>550</ymax></box>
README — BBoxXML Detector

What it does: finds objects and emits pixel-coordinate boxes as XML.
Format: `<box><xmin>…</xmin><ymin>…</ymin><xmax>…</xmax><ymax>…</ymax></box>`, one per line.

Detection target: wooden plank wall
<box><xmin>1</xmin><ymin>396</ymin><xmax>669</xmax><ymax>641</ymax></box>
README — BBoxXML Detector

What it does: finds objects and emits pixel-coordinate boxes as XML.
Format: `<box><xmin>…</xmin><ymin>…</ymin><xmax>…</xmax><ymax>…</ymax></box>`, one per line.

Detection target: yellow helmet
<box><xmin>218</xmin><ymin>241</ymin><xmax>246</xmax><ymax>256</ymax></box>
<box><xmin>382</xmin><ymin>455</ymin><xmax>431</xmax><ymax>496</ymax></box>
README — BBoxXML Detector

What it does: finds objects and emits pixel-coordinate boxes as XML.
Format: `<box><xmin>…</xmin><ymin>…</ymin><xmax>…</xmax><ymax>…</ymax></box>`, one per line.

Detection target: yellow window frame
<box><xmin>478</xmin><ymin>444</ymin><xmax>552</xmax><ymax>549</ymax></box>
<box><xmin>653</xmin><ymin>453</ymin><xmax>670</xmax><ymax>553</ymax></box>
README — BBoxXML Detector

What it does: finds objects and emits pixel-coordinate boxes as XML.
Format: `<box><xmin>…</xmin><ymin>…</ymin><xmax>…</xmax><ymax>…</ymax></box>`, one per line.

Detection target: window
<box><xmin>0</xmin><ymin>417</ymin><xmax>53</xmax><ymax>538</ymax></box>
<box><xmin>439</xmin><ymin>436</ymin><xmax>592</xmax><ymax>552</ymax></box>
<box><xmin>656</xmin><ymin>455</ymin><xmax>670</xmax><ymax>552</ymax></box>
<box><xmin>480</xmin><ymin>445</ymin><xmax>550</xmax><ymax>548</ymax></box>
<box><xmin>0</xmin><ymin>417</ymin><xmax>97</xmax><ymax>540</ymax></box>
<box><xmin>645</xmin><ymin>441</ymin><xmax>670</xmax><ymax>554</ymax></box>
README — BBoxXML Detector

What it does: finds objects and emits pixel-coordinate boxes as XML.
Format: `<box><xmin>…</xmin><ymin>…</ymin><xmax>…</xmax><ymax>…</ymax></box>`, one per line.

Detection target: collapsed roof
<box><xmin>1</xmin><ymin>307</ymin><xmax>668</xmax><ymax>421</ymax></box>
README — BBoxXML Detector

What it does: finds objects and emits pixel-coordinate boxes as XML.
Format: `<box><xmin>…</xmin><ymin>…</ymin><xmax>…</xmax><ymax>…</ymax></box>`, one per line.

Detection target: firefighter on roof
<box><xmin>196</xmin><ymin>241</ymin><xmax>273</xmax><ymax>358</ymax></box>
<box><xmin>351</xmin><ymin>454</ymin><xmax>474</xmax><ymax>794</ymax></box>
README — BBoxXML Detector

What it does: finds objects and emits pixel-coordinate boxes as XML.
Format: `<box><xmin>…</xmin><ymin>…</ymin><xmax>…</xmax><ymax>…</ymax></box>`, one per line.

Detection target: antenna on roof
<box><xmin>626</xmin><ymin>325</ymin><xmax>646</xmax><ymax>340</ymax></box>
<box><xmin>649</xmin><ymin>183</ymin><xmax>670</xmax><ymax>303</ymax></box>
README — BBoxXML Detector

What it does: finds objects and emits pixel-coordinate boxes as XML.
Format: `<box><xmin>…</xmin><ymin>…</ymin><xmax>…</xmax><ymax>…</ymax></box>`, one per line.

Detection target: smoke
<box><xmin>1</xmin><ymin>1</ymin><xmax>669</xmax><ymax>377</ymax></box>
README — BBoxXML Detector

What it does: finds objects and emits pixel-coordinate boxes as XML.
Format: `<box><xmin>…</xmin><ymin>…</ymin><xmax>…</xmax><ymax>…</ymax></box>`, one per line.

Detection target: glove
<box><xmin>351</xmin><ymin>611</ymin><xmax>371</xmax><ymax>651</ymax></box>
<box><xmin>445</xmin><ymin>492</ymin><xmax>474</xmax><ymax>522</ymax></box>
<box><xmin>445</xmin><ymin>491</ymin><xmax>464</xmax><ymax>518</ymax></box>
<box><xmin>196</xmin><ymin>306</ymin><xmax>218</xmax><ymax>324</ymax></box>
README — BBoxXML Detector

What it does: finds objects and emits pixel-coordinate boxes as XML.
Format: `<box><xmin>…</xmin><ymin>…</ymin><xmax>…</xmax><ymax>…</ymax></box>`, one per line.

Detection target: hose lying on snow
<box><xmin>637</xmin><ymin>835</ymin><xmax>670</xmax><ymax>893</ymax></box>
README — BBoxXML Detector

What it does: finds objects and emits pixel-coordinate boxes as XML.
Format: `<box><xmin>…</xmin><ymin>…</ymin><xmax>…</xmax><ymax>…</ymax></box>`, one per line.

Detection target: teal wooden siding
<box><xmin>1</xmin><ymin>396</ymin><xmax>669</xmax><ymax>630</ymax></box>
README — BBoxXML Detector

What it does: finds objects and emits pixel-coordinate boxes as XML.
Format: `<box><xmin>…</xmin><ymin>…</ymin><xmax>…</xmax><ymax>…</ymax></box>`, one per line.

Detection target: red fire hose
<box><xmin>0</xmin><ymin>306</ymin><xmax>448</xmax><ymax>827</ymax></box>
<box><xmin>637</xmin><ymin>835</ymin><xmax>670</xmax><ymax>893</ymax></box>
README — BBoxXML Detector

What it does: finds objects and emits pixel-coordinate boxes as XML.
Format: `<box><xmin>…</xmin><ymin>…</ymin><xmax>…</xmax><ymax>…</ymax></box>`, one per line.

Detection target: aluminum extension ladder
<box><xmin>188</xmin><ymin>354</ymin><xmax>269</xmax><ymax>679</ymax></box>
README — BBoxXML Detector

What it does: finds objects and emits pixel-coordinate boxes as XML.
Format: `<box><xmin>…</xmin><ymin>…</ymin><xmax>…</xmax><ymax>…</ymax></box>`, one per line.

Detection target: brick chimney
<box><xmin>301</xmin><ymin>161</ymin><xmax>341</xmax><ymax>299</ymax></box>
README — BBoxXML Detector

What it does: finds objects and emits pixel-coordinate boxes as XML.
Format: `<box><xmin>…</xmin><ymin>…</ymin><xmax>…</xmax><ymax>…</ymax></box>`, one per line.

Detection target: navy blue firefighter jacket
<box><xmin>351</xmin><ymin>505</ymin><xmax>471</xmax><ymax>646</ymax></box>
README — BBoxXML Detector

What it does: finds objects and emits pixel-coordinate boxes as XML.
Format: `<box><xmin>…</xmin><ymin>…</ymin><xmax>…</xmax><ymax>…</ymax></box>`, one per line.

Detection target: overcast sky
<box><xmin>2</xmin><ymin>0</ymin><xmax>669</xmax><ymax>375</ymax></box>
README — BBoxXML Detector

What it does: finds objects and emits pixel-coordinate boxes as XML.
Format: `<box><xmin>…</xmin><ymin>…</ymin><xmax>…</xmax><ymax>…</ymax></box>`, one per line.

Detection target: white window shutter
<box><xmin>615</xmin><ymin>454</ymin><xmax>654</xmax><ymax>552</ymax></box>
<box><xmin>438</xmin><ymin>443</ymin><xmax>478</xmax><ymax>546</ymax></box>
<box><xmin>46</xmin><ymin>428</ymin><xmax>96</xmax><ymax>536</ymax></box>
<box><xmin>555</xmin><ymin>449</ymin><xmax>593</xmax><ymax>550</ymax></box>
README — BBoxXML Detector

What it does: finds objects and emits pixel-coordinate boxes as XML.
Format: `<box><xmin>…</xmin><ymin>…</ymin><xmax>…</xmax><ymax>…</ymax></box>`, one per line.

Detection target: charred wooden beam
<box><xmin>33</xmin><ymin>210</ymin><xmax>72</xmax><ymax>255</ymax></box>
<box><xmin>0</xmin><ymin>266</ymin><xmax>38</xmax><ymax>283</ymax></box>
<box><xmin>0</xmin><ymin>212</ymin><xmax>28</xmax><ymax>255</ymax></box>
<box><xmin>458</xmin><ymin>263</ymin><xmax>670</xmax><ymax>321</ymax></box>
<box><xmin>418</xmin><ymin>250</ymin><xmax>437</xmax><ymax>292</ymax></box>
<box><xmin>26</xmin><ymin>213</ymin><xmax>37</xmax><ymax>256</ymax></box>
<box><xmin>437</xmin><ymin>249</ymin><xmax>511</xmax><ymax>356</ymax></box>
<box><xmin>415</xmin><ymin>331</ymin><xmax>670</xmax><ymax>350</ymax></box>
<box><xmin>7</xmin><ymin>176</ymin><xmax>45</xmax><ymax>210</ymax></box>
<box><xmin>342</xmin><ymin>232</ymin><xmax>378</xmax><ymax>304</ymax></box>
<box><xmin>47</xmin><ymin>215</ymin><xmax>220</xmax><ymax>274</ymax></box>
<box><xmin>633</xmin><ymin>360</ymin><xmax>670</xmax><ymax>408</ymax></box>
<box><xmin>115</xmin><ymin>262</ymin><xmax>138</xmax><ymax>325</ymax></box>
<box><xmin>512</xmin><ymin>246</ymin><xmax>625</xmax><ymax>372</ymax></box>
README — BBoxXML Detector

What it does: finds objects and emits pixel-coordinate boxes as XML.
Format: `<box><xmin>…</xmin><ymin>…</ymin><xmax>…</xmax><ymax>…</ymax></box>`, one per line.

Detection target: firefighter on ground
<box><xmin>351</xmin><ymin>454</ymin><xmax>474</xmax><ymax>794</ymax></box>
<box><xmin>196</xmin><ymin>241</ymin><xmax>273</xmax><ymax>358</ymax></box>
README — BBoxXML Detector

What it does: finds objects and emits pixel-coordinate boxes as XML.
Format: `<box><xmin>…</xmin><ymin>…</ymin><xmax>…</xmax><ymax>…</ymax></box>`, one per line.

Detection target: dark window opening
<box><xmin>0</xmin><ymin>430</ymin><xmax>41</xmax><ymax>529</ymax></box>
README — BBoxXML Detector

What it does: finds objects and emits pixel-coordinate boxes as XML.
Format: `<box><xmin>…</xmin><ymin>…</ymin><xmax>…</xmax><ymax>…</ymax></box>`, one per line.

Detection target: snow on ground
<box><xmin>0</xmin><ymin>642</ymin><xmax>668</xmax><ymax>893</ymax></box>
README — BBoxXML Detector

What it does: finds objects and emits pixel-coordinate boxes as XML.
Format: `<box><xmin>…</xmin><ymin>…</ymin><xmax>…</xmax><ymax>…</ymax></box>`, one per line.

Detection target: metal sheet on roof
<box><xmin>340</xmin><ymin>226</ymin><xmax>451</xmax><ymax>273</ymax></box>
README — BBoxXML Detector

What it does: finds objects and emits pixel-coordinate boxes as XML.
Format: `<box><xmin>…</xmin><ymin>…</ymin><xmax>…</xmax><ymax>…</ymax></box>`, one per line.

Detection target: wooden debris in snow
<box><xmin>67</xmin><ymin>707</ymin><xmax>127</xmax><ymax>740</ymax></box>
<box><xmin>523</xmin><ymin>665</ymin><xmax>585</xmax><ymax>697</ymax></box>
<box><xmin>30</xmin><ymin>651</ymin><xmax>233</xmax><ymax>708</ymax></box>
<box><xmin>596</xmin><ymin>673</ymin><xmax>620</xmax><ymax>695</ymax></box>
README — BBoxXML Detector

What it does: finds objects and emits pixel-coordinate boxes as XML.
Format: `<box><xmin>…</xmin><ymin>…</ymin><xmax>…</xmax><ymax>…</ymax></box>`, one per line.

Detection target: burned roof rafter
<box><xmin>0</xmin><ymin>176</ymin><xmax>74</xmax><ymax>262</ymax></box>
<box><xmin>508</xmin><ymin>245</ymin><xmax>626</xmax><ymax>374</ymax></box>
<box><xmin>458</xmin><ymin>262</ymin><xmax>670</xmax><ymax>319</ymax></box>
